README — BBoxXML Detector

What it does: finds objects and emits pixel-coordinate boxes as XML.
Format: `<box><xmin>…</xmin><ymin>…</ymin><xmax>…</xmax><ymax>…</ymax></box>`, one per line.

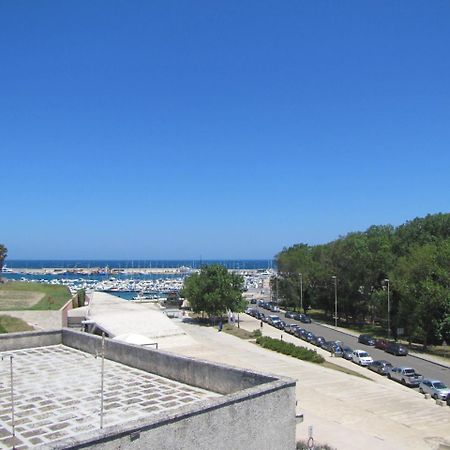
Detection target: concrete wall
<box><xmin>62</xmin><ymin>329</ymin><xmax>276</xmax><ymax>394</ymax></box>
<box><xmin>62</xmin><ymin>382</ymin><xmax>296</xmax><ymax>450</ymax></box>
<box><xmin>0</xmin><ymin>329</ymin><xmax>61</xmax><ymax>351</ymax></box>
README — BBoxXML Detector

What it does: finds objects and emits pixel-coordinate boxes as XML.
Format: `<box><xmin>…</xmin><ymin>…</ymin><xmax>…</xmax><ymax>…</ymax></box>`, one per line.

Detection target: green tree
<box><xmin>0</xmin><ymin>244</ymin><xmax>7</xmax><ymax>273</ymax></box>
<box><xmin>181</xmin><ymin>264</ymin><xmax>246</xmax><ymax>320</ymax></box>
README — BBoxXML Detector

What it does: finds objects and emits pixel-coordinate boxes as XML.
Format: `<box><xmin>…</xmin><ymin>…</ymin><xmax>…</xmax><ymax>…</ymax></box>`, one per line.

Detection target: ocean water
<box><xmin>5</xmin><ymin>259</ymin><xmax>275</xmax><ymax>270</ymax></box>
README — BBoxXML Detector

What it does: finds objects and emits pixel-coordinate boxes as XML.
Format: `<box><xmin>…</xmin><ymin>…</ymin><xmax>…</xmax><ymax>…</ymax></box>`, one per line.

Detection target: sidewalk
<box><xmin>172</xmin><ymin>315</ymin><xmax>450</xmax><ymax>450</ymax></box>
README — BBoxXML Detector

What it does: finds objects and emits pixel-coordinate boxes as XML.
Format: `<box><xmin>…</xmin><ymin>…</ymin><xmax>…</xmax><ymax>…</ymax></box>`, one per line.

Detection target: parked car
<box><xmin>284</xmin><ymin>310</ymin><xmax>296</xmax><ymax>318</ymax></box>
<box><xmin>368</xmin><ymin>360</ymin><xmax>393</xmax><ymax>375</ymax></box>
<box><xmin>419</xmin><ymin>380</ymin><xmax>450</xmax><ymax>400</ymax></box>
<box><xmin>322</xmin><ymin>341</ymin><xmax>343</xmax><ymax>357</ymax></box>
<box><xmin>385</xmin><ymin>342</ymin><xmax>408</xmax><ymax>356</ymax></box>
<box><xmin>274</xmin><ymin>320</ymin><xmax>286</xmax><ymax>330</ymax></box>
<box><xmin>358</xmin><ymin>334</ymin><xmax>376</xmax><ymax>346</ymax></box>
<box><xmin>341</xmin><ymin>345</ymin><xmax>354</xmax><ymax>360</ymax></box>
<box><xmin>387</xmin><ymin>367</ymin><xmax>424</xmax><ymax>387</ymax></box>
<box><xmin>447</xmin><ymin>394</ymin><xmax>450</xmax><ymax>407</ymax></box>
<box><xmin>298</xmin><ymin>314</ymin><xmax>312</xmax><ymax>324</ymax></box>
<box><xmin>304</xmin><ymin>331</ymin><xmax>315</xmax><ymax>343</ymax></box>
<box><xmin>293</xmin><ymin>313</ymin><xmax>303</xmax><ymax>322</ymax></box>
<box><xmin>250</xmin><ymin>298</ymin><xmax>257</xmax><ymax>304</ymax></box>
<box><xmin>351</xmin><ymin>350</ymin><xmax>374</xmax><ymax>366</ymax></box>
<box><xmin>267</xmin><ymin>315</ymin><xmax>281</xmax><ymax>326</ymax></box>
<box><xmin>374</xmin><ymin>339</ymin><xmax>388</xmax><ymax>350</ymax></box>
<box><xmin>293</xmin><ymin>327</ymin><xmax>306</xmax><ymax>339</ymax></box>
<box><xmin>312</xmin><ymin>336</ymin><xmax>326</xmax><ymax>347</ymax></box>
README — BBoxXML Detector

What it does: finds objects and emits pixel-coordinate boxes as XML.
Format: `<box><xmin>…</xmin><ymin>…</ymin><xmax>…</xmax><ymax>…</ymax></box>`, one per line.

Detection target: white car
<box><xmin>352</xmin><ymin>349</ymin><xmax>373</xmax><ymax>366</ymax></box>
<box><xmin>419</xmin><ymin>379</ymin><xmax>450</xmax><ymax>400</ymax></box>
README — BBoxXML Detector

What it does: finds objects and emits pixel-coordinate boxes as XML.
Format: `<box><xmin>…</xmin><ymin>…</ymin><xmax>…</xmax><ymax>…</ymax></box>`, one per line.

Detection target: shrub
<box><xmin>256</xmin><ymin>336</ymin><xmax>324</xmax><ymax>364</ymax></box>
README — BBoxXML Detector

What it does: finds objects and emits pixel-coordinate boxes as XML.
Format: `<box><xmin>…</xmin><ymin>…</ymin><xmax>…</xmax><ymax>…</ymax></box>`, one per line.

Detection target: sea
<box><xmin>1</xmin><ymin>259</ymin><xmax>275</xmax><ymax>287</ymax></box>
<box><xmin>4</xmin><ymin>259</ymin><xmax>274</xmax><ymax>270</ymax></box>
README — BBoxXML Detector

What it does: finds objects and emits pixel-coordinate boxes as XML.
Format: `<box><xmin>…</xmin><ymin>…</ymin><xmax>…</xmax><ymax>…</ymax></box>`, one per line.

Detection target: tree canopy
<box><xmin>275</xmin><ymin>213</ymin><xmax>450</xmax><ymax>346</ymax></box>
<box><xmin>181</xmin><ymin>264</ymin><xmax>246</xmax><ymax>319</ymax></box>
<box><xmin>0</xmin><ymin>244</ymin><xmax>7</xmax><ymax>272</ymax></box>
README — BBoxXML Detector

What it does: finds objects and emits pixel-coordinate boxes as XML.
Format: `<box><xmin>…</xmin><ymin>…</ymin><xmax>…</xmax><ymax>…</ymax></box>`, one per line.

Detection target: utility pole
<box><xmin>385</xmin><ymin>278</ymin><xmax>390</xmax><ymax>339</ymax></box>
<box><xmin>299</xmin><ymin>273</ymin><xmax>303</xmax><ymax>312</ymax></box>
<box><xmin>332</xmin><ymin>276</ymin><xmax>337</xmax><ymax>328</ymax></box>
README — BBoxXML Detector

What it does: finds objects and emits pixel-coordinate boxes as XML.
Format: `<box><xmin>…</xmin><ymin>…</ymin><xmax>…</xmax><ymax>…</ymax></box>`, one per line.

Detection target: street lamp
<box><xmin>384</xmin><ymin>278</ymin><xmax>390</xmax><ymax>339</ymax></box>
<box><xmin>331</xmin><ymin>276</ymin><xmax>337</xmax><ymax>328</ymax></box>
<box><xmin>299</xmin><ymin>273</ymin><xmax>303</xmax><ymax>312</ymax></box>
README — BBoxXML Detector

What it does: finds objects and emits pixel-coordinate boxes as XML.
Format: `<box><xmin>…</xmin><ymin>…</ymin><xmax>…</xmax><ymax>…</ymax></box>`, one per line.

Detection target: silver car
<box><xmin>419</xmin><ymin>379</ymin><xmax>450</xmax><ymax>400</ymax></box>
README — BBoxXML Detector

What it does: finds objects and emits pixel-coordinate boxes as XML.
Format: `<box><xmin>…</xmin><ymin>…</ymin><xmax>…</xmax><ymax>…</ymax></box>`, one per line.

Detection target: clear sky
<box><xmin>1</xmin><ymin>1</ymin><xmax>449</xmax><ymax>260</ymax></box>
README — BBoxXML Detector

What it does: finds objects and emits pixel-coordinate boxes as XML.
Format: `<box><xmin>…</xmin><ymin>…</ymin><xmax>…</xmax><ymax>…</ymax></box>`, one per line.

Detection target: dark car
<box><xmin>368</xmin><ymin>360</ymin><xmax>393</xmax><ymax>375</ymax></box>
<box><xmin>447</xmin><ymin>394</ymin><xmax>450</xmax><ymax>407</ymax></box>
<box><xmin>305</xmin><ymin>331</ymin><xmax>315</xmax><ymax>343</ymax></box>
<box><xmin>358</xmin><ymin>334</ymin><xmax>376</xmax><ymax>346</ymax></box>
<box><xmin>385</xmin><ymin>342</ymin><xmax>408</xmax><ymax>356</ymax></box>
<box><xmin>341</xmin><ymin>345</ymin><xmax>354</xmax><ymax>360</ymax></box>
<box><xmin>250</xmin><ymin>298</ymin><xmax>257</xmax><ymax>304</ymax></box>
<box><xmin>374</xmin><ymin>339</ymin><xmax>388</xmax><ymax>350</ymax></box>
<box><xmin>274</xmin><ymin>320</ymin><xmax>286</xmax><ymax>330</ymax></box>
<box><xmin>293</xmin><ymin>327</ymin><xmax>306</xmax><ymax>339</ymax></box>
<box><xmin>298</xmin><ymin>314</ymin><xmax>312</xmax><ymax>323</ymax></box>
<box><xmin>322</xmin><ymin>341</ymin><xmax>343</xmax><ymax>357</ymax></box>
<box><xmin>312</xmin><ymin>336</ymin><xmax>326</xmax><ymax>347</ymax></box>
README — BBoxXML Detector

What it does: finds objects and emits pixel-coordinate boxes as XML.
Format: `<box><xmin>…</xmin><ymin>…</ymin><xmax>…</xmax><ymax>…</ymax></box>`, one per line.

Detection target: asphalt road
<box><xmin>250</xmin><ymin>303</ymin><xmax>450</xmax><ymax>389</ymax></box>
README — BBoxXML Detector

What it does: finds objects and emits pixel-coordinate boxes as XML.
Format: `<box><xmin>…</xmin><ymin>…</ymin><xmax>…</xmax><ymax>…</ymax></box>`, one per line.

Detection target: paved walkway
<box><xmin>87</xmin><ymin>292</ymin><xmax>195</xmax><ymax>348</ymax></box>
<box><xmin>170</xmin><ymin>315</ymin><xmax>450</xmax><ymax>450</ymax></box>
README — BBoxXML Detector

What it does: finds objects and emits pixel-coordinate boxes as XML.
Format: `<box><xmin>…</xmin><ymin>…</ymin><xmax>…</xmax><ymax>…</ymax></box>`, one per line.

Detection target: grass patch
<box><xmin>408</xmin><ymin>344</ymin><xmax>450</xmax><ymax>361</ymax></box>
<box><xmin>222</xmin><ymin>324</ymin><xmax>262</xmax><ymax>339</ymax></box>
<box><xmin>0</xmin><ymin>282</ymin><xmax>71</xmax><ymax>311</ymax></box>
<box><xmin>0</xmin><ymin>315</ymin><xmax>34</xmax><ymax>333</ymax></box>
<box><xmin>256</xmin><ymin>336</ymin><xmax>325</xmax><ymax>364</ymax></box>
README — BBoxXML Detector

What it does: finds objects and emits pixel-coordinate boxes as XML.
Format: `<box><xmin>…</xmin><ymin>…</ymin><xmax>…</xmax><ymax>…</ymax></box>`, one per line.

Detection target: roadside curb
<box><xmin>315</xmin><ymin>321</ymin><xmax>450</xmax><ymax>370</ymax></box>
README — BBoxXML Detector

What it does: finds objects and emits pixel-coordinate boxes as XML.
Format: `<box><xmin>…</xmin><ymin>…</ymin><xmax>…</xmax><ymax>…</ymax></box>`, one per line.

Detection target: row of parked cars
<box><xmin>245</xmin><ymin>307</ymin><xmax>450</xmax><ymax>406</ymax></box>
<box><xmin>358</xmin><ymin>334</ymin><xmax>408</xmax><ymax>356</ymax></box>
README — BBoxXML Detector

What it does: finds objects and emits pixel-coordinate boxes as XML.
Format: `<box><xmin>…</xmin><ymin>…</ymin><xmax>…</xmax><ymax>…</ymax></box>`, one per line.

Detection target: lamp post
<box><xmin>331</xmin><ymin>276</ymin><xmax>337</xmax><ymax>328</ymax></box>
<box><xmin>384</xmin><ymin>278</ymin><xmax>390</xmax><ymax>339</ymax></box>
<box><xmin>299</xmin><ymin>273</ymin><xmax>303</xmax><ymax>312</ymax></box>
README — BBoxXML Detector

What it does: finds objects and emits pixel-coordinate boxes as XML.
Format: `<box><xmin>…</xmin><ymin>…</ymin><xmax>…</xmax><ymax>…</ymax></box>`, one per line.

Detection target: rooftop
<box><xmin>0</xmin><ymin>345</ymin><xmax>218</xmax><ymax>449</ymax></box>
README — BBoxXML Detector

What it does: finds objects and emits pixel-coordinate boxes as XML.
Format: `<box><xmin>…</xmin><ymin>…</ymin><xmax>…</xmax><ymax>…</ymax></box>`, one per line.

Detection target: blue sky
<box><xmin>1</xmin><ymin>1</ymin><xmax>449</xmax><ymax>259</ymax></box>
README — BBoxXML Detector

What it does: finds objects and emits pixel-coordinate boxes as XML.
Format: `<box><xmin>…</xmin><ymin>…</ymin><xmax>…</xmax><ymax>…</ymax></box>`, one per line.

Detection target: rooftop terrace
<box><xmin>0</xmin><ymin>345</ymin><xmax>218</xmax><ymax>449</ymax></box>
<box><xmin>0</xmin><ymin>329</ymin><xmax>296</xmax><ymax>450</ymax></box>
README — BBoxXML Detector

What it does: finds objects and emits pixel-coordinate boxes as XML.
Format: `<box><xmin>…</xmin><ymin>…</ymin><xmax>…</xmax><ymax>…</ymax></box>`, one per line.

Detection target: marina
<box><xmin>1</xmin><ymin>260</ymin><xmax>274</xmax><ymax>298</ymax></box>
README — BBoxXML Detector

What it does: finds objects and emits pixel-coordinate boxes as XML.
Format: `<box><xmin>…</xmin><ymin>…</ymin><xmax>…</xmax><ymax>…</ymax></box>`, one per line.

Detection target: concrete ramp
<box><xmin>87</xmin><ymin>292</ymin><xmax>195</xmax><ymax>348</ymax></box>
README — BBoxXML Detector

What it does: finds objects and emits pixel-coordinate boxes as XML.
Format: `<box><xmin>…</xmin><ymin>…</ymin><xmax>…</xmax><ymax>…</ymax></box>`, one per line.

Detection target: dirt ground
<box><xmin>0</xmin><ymin>290</ymin><xmax>44</xmax><ymax>309</ymax></box>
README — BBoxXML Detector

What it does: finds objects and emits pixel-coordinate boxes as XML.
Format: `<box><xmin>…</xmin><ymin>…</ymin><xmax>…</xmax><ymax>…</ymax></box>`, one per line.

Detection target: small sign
<box><xmin>397</xmin><ymin>328</ymin><xmax>404</xmax><ymax>336</ymax></box>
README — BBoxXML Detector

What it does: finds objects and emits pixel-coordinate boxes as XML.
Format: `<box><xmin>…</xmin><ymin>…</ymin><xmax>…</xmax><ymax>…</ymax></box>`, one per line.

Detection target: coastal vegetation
<box><xmin>0</xmin><ymin>314</ymin><xmax>33</xmax><ymax>333</ymax></box>
<box><xmin>256</xmin><ymin>336</ymin><xmax>325</xmax><ymax>363</ymax></box>
<box><xmin>181</xmin><ymin>264</ymin><xmax>247</xmax><ymax>320</ymax></box>
<box><xmin>0</xmin><ymin>282</ymin><xmax>71</xmax><ymax>310</ymax></box>
<box><xmin>274</xmin><ymin>213</ymin><xmax>450</xmax><ymax>347</ymax></box>
<box><xmin>0</xmin><ymin>244</ymin><xmax>6</xmax><ymax>273</ymax></box>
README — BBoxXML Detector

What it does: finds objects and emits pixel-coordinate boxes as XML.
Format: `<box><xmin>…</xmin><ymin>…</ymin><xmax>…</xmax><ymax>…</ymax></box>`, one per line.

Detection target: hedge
<box><xmin>256</xmin><ymin>336</ymin><xmax>325</xmax><ymax>364</ymax></box>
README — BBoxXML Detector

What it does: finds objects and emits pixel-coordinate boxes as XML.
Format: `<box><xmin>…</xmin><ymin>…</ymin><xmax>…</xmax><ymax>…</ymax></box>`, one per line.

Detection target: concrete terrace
<box><xmin>0</xmin><ymin>345</ymin><xmax>219</xmax><ymax>449</ymax></box>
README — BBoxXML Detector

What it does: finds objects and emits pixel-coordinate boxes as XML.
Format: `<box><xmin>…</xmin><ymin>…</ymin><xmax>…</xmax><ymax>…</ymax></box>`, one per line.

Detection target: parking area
<box><xmin>174</xmin><ymin>313</ymin><xmax>450</xmax><ymax>450</ymax></box>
